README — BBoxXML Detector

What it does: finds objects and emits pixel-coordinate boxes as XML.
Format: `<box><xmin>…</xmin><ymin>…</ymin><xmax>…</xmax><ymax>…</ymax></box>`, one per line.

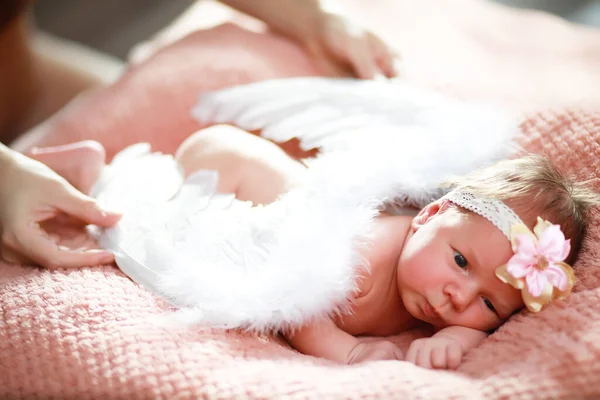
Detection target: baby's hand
<box><xmin>405</xmin><ymin>336</ymin><xmax>463</xmax><ymax>370</ymax></box>
<box><xmin>307</xmin><ymin>11</ymin><xmax>400</xmax><ymax>80</ymax></box>
<box><xmin>346</xmin><ymin>340</ymin><xmax>404</xmax><ymax>364</ymax></box>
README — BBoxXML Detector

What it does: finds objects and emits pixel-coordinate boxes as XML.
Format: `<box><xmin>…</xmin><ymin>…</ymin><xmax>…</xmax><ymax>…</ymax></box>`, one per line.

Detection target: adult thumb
<box><xmin>57</xmin><ymin>184</ymin><xmax>121</xmax><ymax>227</ymax></box>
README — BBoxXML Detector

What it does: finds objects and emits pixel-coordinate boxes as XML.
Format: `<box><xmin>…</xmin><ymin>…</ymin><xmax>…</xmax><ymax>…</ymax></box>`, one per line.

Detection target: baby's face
<box><xmin>396</xmin><ymin>201</ymin><xmax>524</xmax><ymax>332</ymax></box>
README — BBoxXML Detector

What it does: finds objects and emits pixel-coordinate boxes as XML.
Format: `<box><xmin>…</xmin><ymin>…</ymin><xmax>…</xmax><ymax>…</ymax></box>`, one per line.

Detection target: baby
<box><xmin>28</xmin><ymin>124</ymin><xmax>599</xmax><ymax>369</ymax></box>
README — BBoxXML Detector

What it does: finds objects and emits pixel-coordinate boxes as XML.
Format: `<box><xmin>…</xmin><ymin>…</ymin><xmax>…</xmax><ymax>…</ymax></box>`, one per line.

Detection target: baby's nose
<box><xmin>445</xmin><ymin>280</ymin><xmax>479</xmax><ymax>312</ymax></box>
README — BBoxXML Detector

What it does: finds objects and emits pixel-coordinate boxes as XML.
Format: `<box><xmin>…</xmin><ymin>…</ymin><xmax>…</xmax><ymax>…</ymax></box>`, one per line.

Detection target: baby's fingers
<box><xmin>406</xmin><ymin>340</ymin><xmax>431</xmax><ymax>367</ymax></box>
<box><xmin>431</xmin><ymin>346</ymin><xmax>449</xmax><ymax>369</ymax></box>
<box><xmin>415</xmin><ymin>346</ymin><xmax>433</xmax><ymax>369</ymax></box>
<box><xmin>392</xmin><ymin>346</ymin><xmax>405</xmax><ymax>361</ymax></box>
<box><xmin>405</xmin><ymin>342</ymin><xmax>419</xmax><ymax>365</ymax></box>
<box><xmin>446</xmin><ymin>344</ymin><xmax>463</xmax><ymax>370</ymax></box>
<box><xmin>407</xmin><ymin>339</ymin><xmax>433</xmax><ymax>369</ymax></box>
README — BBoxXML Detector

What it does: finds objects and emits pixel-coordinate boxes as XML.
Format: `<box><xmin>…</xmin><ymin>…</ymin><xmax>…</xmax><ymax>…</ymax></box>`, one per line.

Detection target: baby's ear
<box><xmin>412</xmin><ymin>200</ymin><xmax>451</xmax><ymax>230</ymax></box>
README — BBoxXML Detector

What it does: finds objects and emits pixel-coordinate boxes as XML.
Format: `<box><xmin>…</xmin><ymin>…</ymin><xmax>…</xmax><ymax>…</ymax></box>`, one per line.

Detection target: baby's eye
<box><xmin>453</xmin><ymin>250</ymin><xmax>468</xmax><ymax>269</ymax></box>
<box><xmin>483</xmin><ymin>297</ymin><xmax>497</xmax><ymax>314</ymax></box>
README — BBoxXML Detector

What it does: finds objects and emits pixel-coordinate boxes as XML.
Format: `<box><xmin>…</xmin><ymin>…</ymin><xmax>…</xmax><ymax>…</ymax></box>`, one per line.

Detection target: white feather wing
<box><xmin>192</xmin><ymin>77</ymin><xmax>518</xmax><ymax>154</ymax></box>
<box><xmin>90</xmin><ymin>144</ymin><xmax>367</xmax><ymax>332</ymax></box>
<box><xmin>192</xmin><ymin>77</ymin><xmax>519</xmax><ymax>208</ymax></box>
<box><xmin>91</xmin><ymin>78</ymin><xmax>520</xmax><ymax>333</ymax></box>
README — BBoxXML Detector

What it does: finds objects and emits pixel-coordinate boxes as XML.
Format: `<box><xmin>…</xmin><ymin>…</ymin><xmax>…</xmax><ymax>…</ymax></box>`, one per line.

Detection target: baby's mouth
<box><xmin>423</xmin><ymin>300</ymin><xmax>441</xmax><ymax>320</ymax></box>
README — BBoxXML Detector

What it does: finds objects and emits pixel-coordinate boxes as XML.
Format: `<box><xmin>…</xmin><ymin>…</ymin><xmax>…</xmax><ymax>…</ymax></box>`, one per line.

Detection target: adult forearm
<box><xmin>218</xmin><ymin>0</ymin><xmax>323</xmax><ymax>43</ymax></box>
<box><xmin>0</xmin><ymin>15</ymin><xmax>37</xmax><ymax>143</ymax></box>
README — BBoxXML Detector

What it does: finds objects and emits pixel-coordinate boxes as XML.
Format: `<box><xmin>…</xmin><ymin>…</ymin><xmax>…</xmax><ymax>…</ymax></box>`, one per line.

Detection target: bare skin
<box><xmin>0</xmin><ymin>141</ymin><xmax>119</xmax><ymax>268</ymax></box>
<box><xmin>26</xmin><ymin>141</ymin><xmax>107</xmax><ymax>195</ymax></box>
<box><xmin>175</xmin><ymin>127</ymin><xmax>523</xmax><ymax>368</ymax></box>
<box><xmin>28</xmin><ymin>125</ymin><xmax>523</xmax><ymax>368</ymax></box>
<box><xmin>333</xmin><ymin>215</ymin><xmax>416</xmax><ymax>338</ymax></box>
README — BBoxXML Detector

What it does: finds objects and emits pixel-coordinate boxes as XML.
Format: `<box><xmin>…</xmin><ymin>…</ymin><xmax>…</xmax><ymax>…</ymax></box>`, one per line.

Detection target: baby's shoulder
<box><xmin>353</xmin><ymin>269</ymin><xmax>376</xmax><ymax>299</ymax></box>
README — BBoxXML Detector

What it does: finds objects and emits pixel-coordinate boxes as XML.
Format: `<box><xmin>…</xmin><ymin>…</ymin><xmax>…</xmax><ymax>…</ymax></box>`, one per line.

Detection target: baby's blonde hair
<box><xmin>444</xmin><ymin>155</ymin><xmax>600</xmax><ymax>264</ymax></box>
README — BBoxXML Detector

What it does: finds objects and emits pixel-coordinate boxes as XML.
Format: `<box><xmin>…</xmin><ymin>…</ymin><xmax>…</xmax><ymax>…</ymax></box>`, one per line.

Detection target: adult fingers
<box><xmin>346</xmin><ymin>36</ymin><xmax>381</xmax><ymax>80</ymax></box>
<box><xmin>1</xmin><ymin>245</ymin><xmax>30</xmax><ymax>265</ymax></box>
<box><xmin>0</xmin><ymin>221</ymin><xmax>29</xmax><ymax>264</ymax></box>
<box><xmin>16</xmin><ymin>224</ymin><xmax>114</xmax><ymax>269</ymax></box>
<box><xmin>369</xmin><ymin>33</ymin><xmax>401</xmax><ymax>78</ymax></box>
<box><xmin>55</xmin><ymin>183</ymin><xmax>121</xmax><ymax>228</ymax></box>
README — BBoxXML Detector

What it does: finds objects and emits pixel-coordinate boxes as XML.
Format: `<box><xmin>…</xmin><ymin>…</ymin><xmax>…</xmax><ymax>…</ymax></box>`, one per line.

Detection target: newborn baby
<box><xmin>29</xmin><ymin>124</ymin><xmax>598</xmax><ymax>369</ymax></box>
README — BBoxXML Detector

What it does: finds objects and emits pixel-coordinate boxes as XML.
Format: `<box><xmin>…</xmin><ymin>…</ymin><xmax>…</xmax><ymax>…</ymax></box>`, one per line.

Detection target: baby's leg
<box><xmin>27</xmin><ymin>140</ymin><xmax>106</xmax><ymax>194</ymax></box>
<box><xmin>175</xmin><ymin>125</ymin><xmax>308</xmax><ymax>204</ymax></box>
<box><xmin>175</xmin><ymin>125</ymin><xmax>292</xmax><ymax>174</ymax></box>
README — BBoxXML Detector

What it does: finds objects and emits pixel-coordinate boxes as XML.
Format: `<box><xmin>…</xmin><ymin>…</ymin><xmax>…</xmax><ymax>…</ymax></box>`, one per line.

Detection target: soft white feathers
<box><xmin>192</xmin><ymin>77</ymin><xmax>519</xmax><ymax>156</ymax></box>
<box><xmin>91</xmin><ymin>145</ymin><xmax>373</xmax><ymax>332</ymax></box>
<box><xmin>92</xmin><ymin>78</ymin><xmax>519</xmax><ymax>333</ymax></box>
<box><xmin>193</xmin><ymin>77</ymin><xmax>519</xmax><ymax>208</ymax></box>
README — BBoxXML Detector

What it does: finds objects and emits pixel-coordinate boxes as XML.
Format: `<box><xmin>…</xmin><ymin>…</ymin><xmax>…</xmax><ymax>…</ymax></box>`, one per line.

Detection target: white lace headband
<box><xmin>441</xmin><ymin>189</ymin><xmax>575</xmax><ymax>313</ymax></box>
<box><xmin>441</xmin><ymin>190</ymin><xmax>524</xmax><ymax>240</ymax></box>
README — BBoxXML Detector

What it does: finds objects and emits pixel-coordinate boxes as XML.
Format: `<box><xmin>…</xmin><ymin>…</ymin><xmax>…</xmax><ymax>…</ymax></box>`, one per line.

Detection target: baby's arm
<box><xmin>286</xmin><ymin>317</ymin><xmax>404</xmax><ymax>364</ymax></box>
<box><xmin>175</xmin><ymin>125</ymin><xmax>307</xmax><ymax>205</ymax></box>
<box><xmin>405</xmin><ymin>326</ymin><xmax>488</xmax><ymax>370</ymax></box>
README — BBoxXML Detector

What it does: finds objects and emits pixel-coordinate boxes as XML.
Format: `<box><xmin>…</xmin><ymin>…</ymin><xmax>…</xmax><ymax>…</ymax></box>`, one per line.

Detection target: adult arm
<box><xmin>218</xmin><ymin>0</ymin><xmax>400</xmax><ymax>79</ymax></box>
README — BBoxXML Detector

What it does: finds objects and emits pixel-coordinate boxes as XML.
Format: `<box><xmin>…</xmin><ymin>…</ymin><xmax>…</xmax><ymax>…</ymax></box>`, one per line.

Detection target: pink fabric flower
<box><xmin>507</xmin><ymin>223</ymin><xmax>570</xmax><ymax>296</ymax></box>
<box><xmin>496</xmin><ymin>217</ymin><xmax>575</xmax><ymax>313</ymax></box>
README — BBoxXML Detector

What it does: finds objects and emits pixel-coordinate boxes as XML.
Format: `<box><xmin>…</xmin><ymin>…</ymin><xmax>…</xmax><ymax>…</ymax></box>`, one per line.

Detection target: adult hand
<box><xmin>0</xmin><ymin>151</ymin><xmax>120</xmax><ymax>269</ymax></box>
<box><xmin>306</xmin><ymin>11</ymin><xmax>401</xmax><ymax>80</ymax></box>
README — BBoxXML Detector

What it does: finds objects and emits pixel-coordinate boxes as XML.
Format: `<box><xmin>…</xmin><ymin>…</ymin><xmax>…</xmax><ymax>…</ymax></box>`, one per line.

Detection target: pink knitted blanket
<box><xmin>3</xmin><ymin>1</ymin><xmax>600</xmax><ymax>398</ymax></box>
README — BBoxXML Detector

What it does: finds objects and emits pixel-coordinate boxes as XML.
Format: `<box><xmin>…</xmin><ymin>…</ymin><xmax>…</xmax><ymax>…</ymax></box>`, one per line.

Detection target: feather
<box><xmin>92</xmin><ymin>78</ymin><xmax>519</xmax><ymax>332</ymax></box>
<box><xmin>192</xmin><ymin>77</ymin><xmax>515</xmax><ymax>153</ymax></box>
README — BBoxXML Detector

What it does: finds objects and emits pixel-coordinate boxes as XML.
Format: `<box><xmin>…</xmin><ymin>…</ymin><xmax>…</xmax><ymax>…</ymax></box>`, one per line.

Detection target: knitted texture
<box><xmin>3</xmin><ymin>1</ymin><xmax>600</xmax><ymax>398</ymax></box>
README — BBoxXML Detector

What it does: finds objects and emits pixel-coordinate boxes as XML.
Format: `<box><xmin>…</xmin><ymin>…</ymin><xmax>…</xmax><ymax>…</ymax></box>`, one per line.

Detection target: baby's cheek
<box><xmin>397</xmin><ymin>262</ymin><xmax>428</xmax><ymax>291</ymax></box>
<box><xmin>463</xmin><ymin>308</ymin><xmax>502</xmax><ymax>332</ymax></box>
<box><xmin>398</xmin><ymin>257</ymin><xmax>438</xmax><ymax>288</ymax></box>
<box><xmin>397</xmin><ymin>238</ymin><xmax>440</xmax><ymax>286</ymax></box>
